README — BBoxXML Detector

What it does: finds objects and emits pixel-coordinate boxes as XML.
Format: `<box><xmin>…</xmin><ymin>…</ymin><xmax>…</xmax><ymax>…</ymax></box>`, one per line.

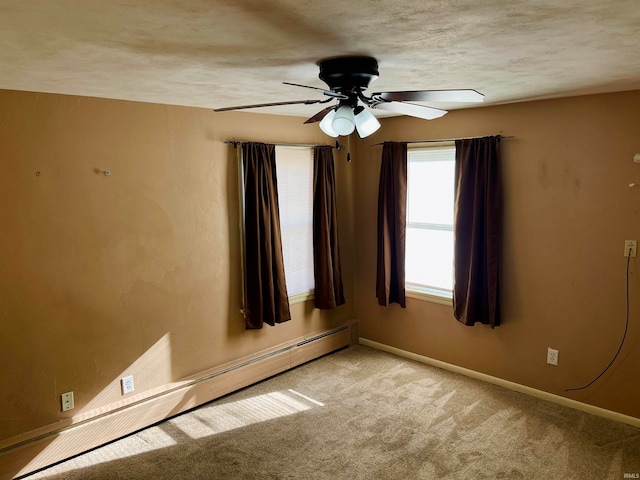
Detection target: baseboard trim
<box><xmin>0</xmin><ymin>322</ymin><xmax>355</xmax><ymax>480</ymax></box>
<box><xmin>359</xmin><ymin>337</ymin><xmax>640</xmax><ymax>429</ymax></box>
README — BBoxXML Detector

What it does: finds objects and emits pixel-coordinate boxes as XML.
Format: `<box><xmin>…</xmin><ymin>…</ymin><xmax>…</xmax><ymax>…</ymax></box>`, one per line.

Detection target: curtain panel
<box><xmin>312</xmin><ymin>146</ymin><xmax>345</xmax><ymax>309</ymax></box>
<box><xmin>376</xmin><ymin>142</ymin><xmax>408</xmax><ymax>307</ymax></box>
<box><xmin>453</xmin><ymin>136</ymin><xmax>503</xmax><ymax>327</ymax></box>
<box><xmin>241</xmin><ymin>142</ymin><xmax>291</xmax><ymax>329</ymax></box>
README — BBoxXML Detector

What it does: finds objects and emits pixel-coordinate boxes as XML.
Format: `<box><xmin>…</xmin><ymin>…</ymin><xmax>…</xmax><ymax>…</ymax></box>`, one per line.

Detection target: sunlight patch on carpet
<box><xmin>29</xmin><ymin>425</ymin><xmax>178</xmax><ymax>479</ymax></box>
<box><xmin>28</xmin><ymin>390</ymin><xmax>323</xmax><ymax>479</ymax></box>
<box><xmin>166</xmin><ymin>389</ymin><xmax>323</xmax><ymax>439</ymax></box>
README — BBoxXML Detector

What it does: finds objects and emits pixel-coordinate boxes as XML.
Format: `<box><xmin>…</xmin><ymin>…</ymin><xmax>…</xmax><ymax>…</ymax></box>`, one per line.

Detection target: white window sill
<box><xmin>289</xmin><ymin>290</ymin><xmax>314</xmax><ymax>305</ymax></box>
<box><xmin>406</xmin><ymin>288</ymin><xmax>453</xmax><ymax>306</ymax></box>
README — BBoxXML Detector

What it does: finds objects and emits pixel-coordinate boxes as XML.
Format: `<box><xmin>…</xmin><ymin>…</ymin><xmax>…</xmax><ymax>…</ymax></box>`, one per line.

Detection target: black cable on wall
<box><xmin>565</xmin><ymin>250</ymin><xmax>633</xmax><ymax>392</ymax></box>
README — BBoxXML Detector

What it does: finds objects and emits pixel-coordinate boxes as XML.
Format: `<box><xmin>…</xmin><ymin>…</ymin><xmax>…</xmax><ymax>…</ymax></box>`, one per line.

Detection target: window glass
<box><xmin>405</xmin><ymin>228</ymin><xmax>454</xmax><ymax>292</ymax></box>
<box><xmin>407</xmin><ymin>152</ymin><xmax>455</xmax><ymax>225</ymax></box>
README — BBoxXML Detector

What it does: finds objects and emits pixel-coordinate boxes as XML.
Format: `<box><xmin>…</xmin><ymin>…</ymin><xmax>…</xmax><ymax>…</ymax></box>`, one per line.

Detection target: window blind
<box><xmin>275</xmin><ymin>146</ymin><xmax>315</xmax><ymax>297</ymax></box>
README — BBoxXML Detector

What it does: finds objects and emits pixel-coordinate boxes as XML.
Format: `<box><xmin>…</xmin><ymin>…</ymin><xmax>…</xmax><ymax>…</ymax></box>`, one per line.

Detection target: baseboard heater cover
<box><xmin>1</xmin><ymin>323</ymin><xmax>354</xmax><ymax>479</ymax></box>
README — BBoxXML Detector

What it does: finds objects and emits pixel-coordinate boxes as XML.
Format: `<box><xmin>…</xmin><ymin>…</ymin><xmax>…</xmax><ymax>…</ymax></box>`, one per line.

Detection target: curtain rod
<box><xmin>225</xmin><ymin>140</ymin><xmax>340</xmax><ymax>149</ymax></box>
<box><xmin>370</xmin><ymin>134</ymin><xmax>514</xmax><ymax>147</ymax></box>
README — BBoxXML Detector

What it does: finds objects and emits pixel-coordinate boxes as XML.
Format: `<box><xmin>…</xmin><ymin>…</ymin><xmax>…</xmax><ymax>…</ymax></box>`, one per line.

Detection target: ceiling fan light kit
<box><xmin>354</xmin><ymin>106</ymin><xmax>381</xmax><ymax>138</ymax></box>
<box><xmin>214</xmin><ymin>56</ymin><xmax>484</xmax><ymax>138</ymax></box>
<box><xmin>318</xmin><ymin>104</ymin><xmax>381</xmax><ymax>138</ymax></box>
<box><xmin>319</xmin><ymin>109</ymin><xmax>338</xmax><ymax>137</ymax></box>
<box><xmin>332</xmin><ymin>105</ymin><xmax>356</xmax><ymax>136</ymax></box>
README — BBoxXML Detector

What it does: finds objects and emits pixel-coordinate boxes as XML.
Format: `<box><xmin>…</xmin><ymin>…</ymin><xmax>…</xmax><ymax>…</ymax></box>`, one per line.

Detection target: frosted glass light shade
<box><xmin>319</xmin><ymin>109</ymin><xmax>338</xmax><ymax>137</ymax></box>
<box><xmin>331</xmin><ymin>105</ymin><xmax>355</xmax><ymax>136</ymax></box>
<box><xmin>354</xmin><ymin>108</ymin><xmax>381</xmax><ymax>138</ymax></box>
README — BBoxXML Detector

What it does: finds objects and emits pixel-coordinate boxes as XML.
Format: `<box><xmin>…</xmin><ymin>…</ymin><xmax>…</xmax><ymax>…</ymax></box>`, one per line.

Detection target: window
<box><xmin>274</xmin><ymin>146</ymin><xmax>314</xmax><ymax>302</ymax></box>
<box><xmin>405</xmin><ymin>144</ymin><xmax>455</xmax><ymax>303</ymax></box>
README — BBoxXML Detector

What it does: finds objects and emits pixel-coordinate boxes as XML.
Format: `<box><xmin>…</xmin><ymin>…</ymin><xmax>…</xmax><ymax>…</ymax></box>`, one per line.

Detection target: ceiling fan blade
<box><xmin>374</xmin><ymin>89</ymin><xmax>484</xmax><ymax>103</ymax></box>
<box><xmin>373</xmin><ymin>101</ymin><xmax>448</xmax><ymax>120</ymax></box>
<box><xmin>303</xmin><ymin>105</ymin><xmax>334</xmax><ymax>124</ymax></box>
<box><xmin>283</xmin><ymin>82</ymin><xmax>348</xmax><ymax>99</ymax></box>
<box><xmin>214</xmin><ymin>99</ymin><xmax>323</xmax><ymax>112</ymax></box>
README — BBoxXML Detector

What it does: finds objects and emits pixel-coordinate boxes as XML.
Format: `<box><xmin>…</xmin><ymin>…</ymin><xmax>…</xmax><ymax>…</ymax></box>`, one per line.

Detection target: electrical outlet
<box><xmin>547</xmin><ymin>348</ymin><xmax>559</xmax><ymax>366</ymax></box>
<box><xmin>624</xmin><ymin>240</ymin><xmax>637</xmax><ymax>257</ymax></box>
<box><xmin>61</xmin><ymin>391</ymin><xmax>74</xmax><ymax>411</ymax></box>
<box><xmin>121</xmin><ymin>375</ymin><xmax>135</xmax><ymax>395</ymax></box>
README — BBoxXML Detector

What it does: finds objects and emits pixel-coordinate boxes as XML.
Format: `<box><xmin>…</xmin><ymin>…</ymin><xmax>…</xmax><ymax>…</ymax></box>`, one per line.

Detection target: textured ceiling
<box><xmin>1</xmin><ymin>0</ymin><xmax>639</xmax><ymax>117</ymax></box>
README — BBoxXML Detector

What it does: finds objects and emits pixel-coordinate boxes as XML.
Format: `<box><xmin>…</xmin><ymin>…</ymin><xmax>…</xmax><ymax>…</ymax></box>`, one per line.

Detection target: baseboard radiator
<box><xmin>1</xmin><ymin>322</ymin><xmax>355</xmax><ymax>479</ymax></box>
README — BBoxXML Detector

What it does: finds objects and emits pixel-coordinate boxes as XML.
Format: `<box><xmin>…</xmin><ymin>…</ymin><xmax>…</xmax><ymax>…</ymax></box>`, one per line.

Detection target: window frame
<box><xmin>405</xmin><ymin>142</ymin><xmax>455</xmax><ymax>306</ymax></box>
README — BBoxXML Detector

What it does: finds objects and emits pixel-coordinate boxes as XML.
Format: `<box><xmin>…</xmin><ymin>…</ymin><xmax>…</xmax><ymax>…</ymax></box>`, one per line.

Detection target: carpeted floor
<box><xmin>23</xmin><ymin>345</ymin><xmax>640</xmax><ymax>479</ymax></box>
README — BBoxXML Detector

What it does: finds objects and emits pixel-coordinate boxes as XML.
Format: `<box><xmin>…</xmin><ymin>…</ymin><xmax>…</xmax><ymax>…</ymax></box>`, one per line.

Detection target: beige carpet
<box><xmin>24</xmin><ymin>345</ymin><xmax>640</xmax><ymax>479</ymax></box>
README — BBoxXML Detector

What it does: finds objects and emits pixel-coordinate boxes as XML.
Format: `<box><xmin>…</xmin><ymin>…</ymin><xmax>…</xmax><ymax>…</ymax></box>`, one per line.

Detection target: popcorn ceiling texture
<box><xmin>1</xmin><ymin>1</ymin><xmax>639</xmax><ymax>116</ymax></box>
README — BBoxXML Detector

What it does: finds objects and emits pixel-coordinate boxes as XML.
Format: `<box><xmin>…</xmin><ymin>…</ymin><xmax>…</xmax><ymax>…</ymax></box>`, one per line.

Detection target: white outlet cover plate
<box><xmin>61</xmin><ymin>391</ymin><xmax>74</xmax><ymax>411</ymax></box>
<box><xmin>121</xmin><ymin>375</ymin><xmax>135</xmax><ymax>394</ymax></box>
<box><xmin>624</xmin><ymin>240</ymin><xmax>637</xmax><ymax>257</ymax></box>
<box><xmin>547</xmin><ymin>348</ymin><xmax>559</xmax><ymax>366</ymax></box>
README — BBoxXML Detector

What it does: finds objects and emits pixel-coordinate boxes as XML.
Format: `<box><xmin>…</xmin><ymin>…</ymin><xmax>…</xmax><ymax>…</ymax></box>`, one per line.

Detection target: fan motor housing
<box><xmin>318</xmin><ymin>56</ymin><xmax>379</xmax><ymax>92</ymax></box>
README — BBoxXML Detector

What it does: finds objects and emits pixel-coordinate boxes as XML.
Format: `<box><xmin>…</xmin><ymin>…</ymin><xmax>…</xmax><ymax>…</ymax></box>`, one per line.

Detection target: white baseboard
<box><xmin>359</xmin><ymin>337</ymin><xmax>640</xmax><ymax>429</ymax></box>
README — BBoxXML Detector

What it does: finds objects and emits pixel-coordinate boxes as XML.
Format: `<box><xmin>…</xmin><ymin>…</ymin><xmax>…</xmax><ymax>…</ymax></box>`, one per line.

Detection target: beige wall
<box><xmin>353</xmin><ymin>90</ymin><xmax>640</xmax><ymax>419</ymax></box>
<box><xmin>1</xmin><ymin>87</ymin><xmax>639</xmax><ymax>460</ymax></box>
<box><xmin>0</xmin><ymin>90</ymin><xmax>355</xmax><ymax>443</ymax></box>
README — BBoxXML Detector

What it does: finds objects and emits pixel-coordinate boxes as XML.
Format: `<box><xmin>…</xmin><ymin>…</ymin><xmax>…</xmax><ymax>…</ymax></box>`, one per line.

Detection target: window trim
<box><xmin>406</xmin><ymin>285</ymin><xmax>453</xmax><ymax>306</ymax></box>
<box><xmin>289</xmin><ymin>290</ymin><xmax>315</xmax><ymax>305</ymax></box>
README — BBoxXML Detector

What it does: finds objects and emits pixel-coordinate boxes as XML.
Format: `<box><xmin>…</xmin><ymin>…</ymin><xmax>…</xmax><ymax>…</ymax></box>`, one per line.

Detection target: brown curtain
<box><xmin>453</xmin><ymin>136</ymin><xmax>503</xmax><ymax>327</ymax></box>
<box><xmin>376</xmin><ymin>142</ymin><xmax>408</xmax><ymax>307</ymax></box>
<box><xmin>312</xmin><ymin>146</ymin><xmax>345</xmax><ymax>309</ymax></box>
<box><xmin>241</xmin><ymin>142</ymin><xmax>291</xmax><ymax>329</ymax></box>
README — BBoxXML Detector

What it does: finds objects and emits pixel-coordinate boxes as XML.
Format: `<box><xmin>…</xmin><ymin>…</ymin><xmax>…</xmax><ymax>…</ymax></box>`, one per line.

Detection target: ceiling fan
<box><xmin>214</xmin><ymin>56</ymin><xmax>484</xmax><ymax>138</ymax></box>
